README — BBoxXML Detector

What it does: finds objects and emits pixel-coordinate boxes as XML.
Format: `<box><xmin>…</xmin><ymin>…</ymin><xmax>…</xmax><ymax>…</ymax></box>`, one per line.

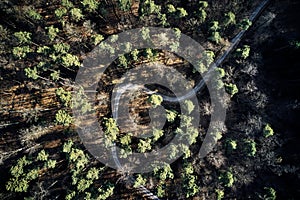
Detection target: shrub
<box><xmin>153</xmin><ymin>162</ymin><xmax>174</xmax><ymax>187</ymax></box>
<box><xmin>182</xmin><ymin>163</ymin><xmax>199</xmax><ymax>198</ymax></box>
<box><xmin>140</xmin><ymin>0</ymin><xmax>161</xmax><ymax>15</ymax></box>
<box><xmin>103</xmin><ymin>118</ymin><xmax>119</xmax><ymax>142</ymax></box>
<box><xmin>50</xmin><ymin>70</ymin><xmax>60</xmax><ymax>81</ymax></box>
<box><xmin>131</xmin><ymin>49</ymin><xmax>139</xmax><ymax>61</ymax></box>
<box><xmin>37</xmin><ymin>45</ymin><xmax>51</xmax><ymax>55</ymax></box>
<box><xmin>46</xmin><ymin>159</ymin><xmax>56</xmax><ymax>169</ymax></box>
<box><xmin>119</xmin><ymin>134</ymin><xmax>132</xmax><ymax>146</ymax></box>
<box><xmin>118</xmin><ymin>55</ymin><xmax>128</xmax><ymax>68</ymax></box>
<box><xmin>53</xmin><ymin>43</ymin><xmax>70</xmax><ymax>54</ymax></box>
<box><xmin>63</xmin><ymin>140</ymin><xmax>74</xmax><ymax>153</ymax></box>
<box><xmin>86</xmin><ymin>167</ymin><xmax>99</xmax><ymax>180</ymax></box>
<box><xmin>199</xmin><ymin>1</ymin><xmax>208</xmax><ymax>8</ymax></box>
<box><xmin>263</xmin><ymin>124</ymin><xmax>274</xmax><ymax>138</ymax></box>
<box><xmin>62</xmin><ymin>0</ymin><xmax>74</xmax><ymax>9</ymax></box>
<box><xmin>77</xmin><ymin>178</ymin><xmax>92</xmax><ymax>192</ymax></box>
<box><xmin>209</xmin><ymin>21</ymin><xmax>220</xmax><ymax>32</ymax></box>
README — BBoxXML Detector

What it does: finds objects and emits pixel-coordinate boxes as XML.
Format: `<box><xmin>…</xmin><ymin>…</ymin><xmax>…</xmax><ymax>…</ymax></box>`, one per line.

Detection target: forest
<box><xmin>0</xmin><ymin>0</ymin><xmax>300</xmax><ymax>199</ymax></box>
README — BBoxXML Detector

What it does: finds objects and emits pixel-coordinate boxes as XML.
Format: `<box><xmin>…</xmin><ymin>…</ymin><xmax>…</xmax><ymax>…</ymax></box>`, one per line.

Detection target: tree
<box><xmin>37</xmin><ymin>150</ymin><xmax>49</xmax><ymax>161</ymax></box>
<box><xmin>148</xmin><ymin>94</ymin><xmax>163</xmax><ymax>108</ymax></box>
<box><xmin>183</xmin><ymin>100</ymin><xmax>195</xmax><ymax>114</ymax></box>
<box><xmin>46</xmin><ymin>26</ymin><xmax>59</xmax><ymax>41</ymax></box>
<box><xmin>239</xmin><ymin>18</ymin><xmax>252</xmax><ymax>30</ymax></box>
<box><xmin>236</xmin><ymin>45</ymin><xmax>250</xmax><ymax>59</ymax></box>
<box><xmin>263</xmin><ymin>187</ymin><xmax>276</xmax><ymax>200</ymax></box>
<box><xmin>176</xmin><ymin>7</ymin><xmax>188</xmax><ymax>18</ymax></box>
<box><xmin>138</xmin><ymin>138</ymin><xmax>152</xmax><ymax>153</ymax></box>
<box><xmin>263</xmin><ymin>124</ymin><xmax>274</xmax><ymax>138</ymax></box>
<box><xmin>118</xmin><ymin>0</ymin><xmax>131</xmax><ymax>11</ymax></box>
<box><xmin>55</xmin><ymin>110</ymin><xmax>73</xmax><ymax>126</ymax></box>
<box><xmin>166</xmin><ymin>109</ymin><xmax>177</xmax><ymax>122</ymax></box>
<box><xmin>219</xmin><ymin>171</ymin><xmax>234</xmax><ymax>187</ymax></box>
<box><xmin>225</xmin><ymin>83</ymin><xmax>238</xmax><ymax>97</ymax></box>
<box><xmin>82</xmin><ymin>0</ymin><xmax>99</xmax><ymax>12</ymax></box>
<box><xmin>14</xmin><ymin>31</ymin><xmax>32</xmax><ymax>44</ymax></box>
<box><xmin>25</xmin><ymin>67</ymin><xmax>38</xmax><ymax>80</ymax></box>
<box><xmin>224</xmin><ymin>12</ymin><xmax>236</xmax><ymax>26</ymax></box>
<box><xmin>244</xmin><ymin>139</ymin><xmax>256</xmax><ymax>156</ymax></box>
<box><xmin>133</xmin><ymin>174</ymin><xmax>146</xmax><ymax>188</ymax></box>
